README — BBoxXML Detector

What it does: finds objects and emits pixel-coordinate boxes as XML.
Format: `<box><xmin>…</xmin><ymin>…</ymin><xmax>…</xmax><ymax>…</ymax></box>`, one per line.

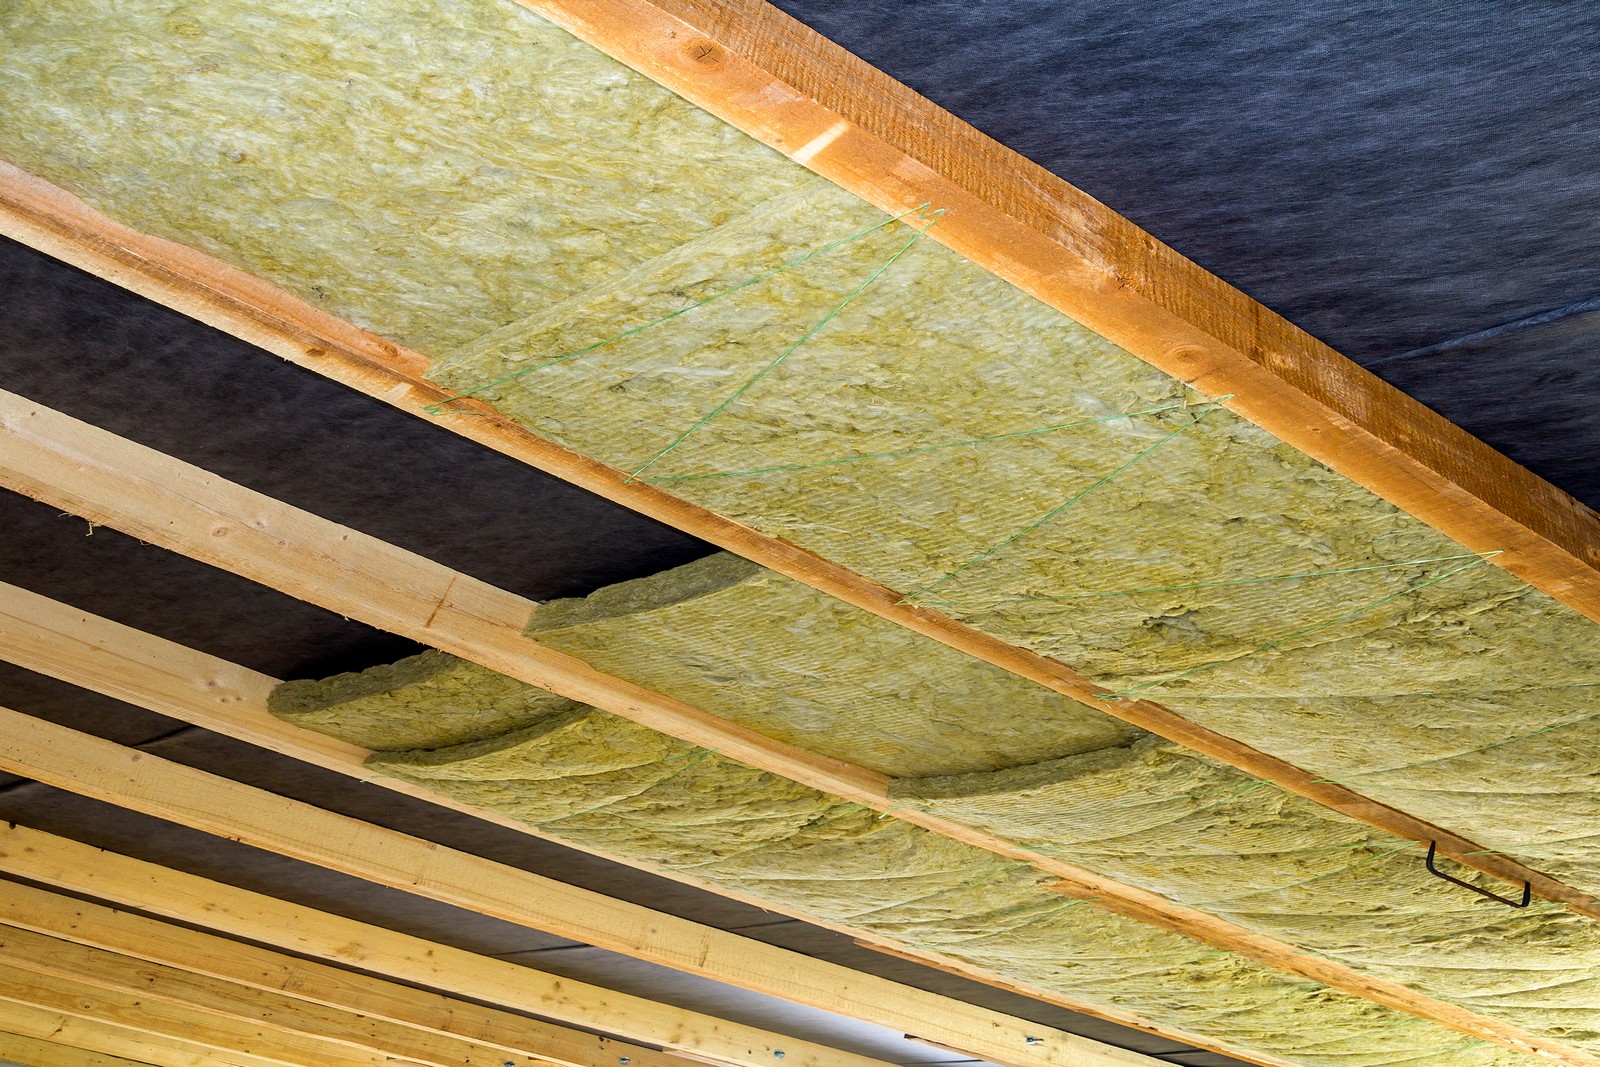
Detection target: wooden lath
<box><xmin>0</xmin><ymin>879</ymin><xmax>693</xmax><ymax>1067</ymax></box>
<box><xmin>0</xmin><ymin>964</ymin><xmax>417</xmax><ymax>1067</ymax></box>
<box><xmin>0</xmin><ymin>392</ymin><xmax>1589</xmax><ymax>1067</ymax></box>
<box><xmin>0</xmin><ymin>1002</ymin><xmax>279</xmax><ymax>1067</ymax></box>
<box><xmin>0</xmin><ymin>818</ymin><xmax>1204</xmax><ymax>1067</ymax></box>
<box><xmin>0</xmin><ymin>710</ymin><xmax>1288</xmax><ymax>1067</ymax></box>
<box><xmin>0</xmin><ymin>1028</ymin><xmax>178</xmax><ymax>1067</ymax></box>
<box><xmin>0</xmin><ymin>157</ymin><xmax>1580</xmax><ymax>914</ymax></box>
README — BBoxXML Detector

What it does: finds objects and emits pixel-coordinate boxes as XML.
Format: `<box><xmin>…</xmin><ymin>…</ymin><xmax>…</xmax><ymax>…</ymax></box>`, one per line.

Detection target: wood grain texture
<box><xmin>0</xmin><ymin>880</ymin><xmax>711</xmax><ymax>1067</ymax></box>
<box><xmin>0</xmin><ymin>923</ymin><xmax>565</xmax><ymax>1067</ymax></box>
<box><xmin>0</xmin><ymin>155</ymin><xmax>1581</xmax><ymax>914</ymax></box>
<box><xmin>0</xmin><ymin>1028</ymin><xmax>170</xmax><ymax>1067</ymax></box>
<box><xmin>0</xmin><ymin>1001</ymin><xmax>276</xmax><ymax>1067</ymax></box>
<box><xmin>0</xmin><ymin>392</ymin><xmax>1593</xmax><ymax>1064</ymax></box>
<box><xmin>0</xmin><ymin>735</ymin><xmax>1196</xmax><ymax>1067</ymax></box>
<box><xmin>0</xmin><ymin>966</ymin><xmax>415</xmax><ymax>1067</ymax></box>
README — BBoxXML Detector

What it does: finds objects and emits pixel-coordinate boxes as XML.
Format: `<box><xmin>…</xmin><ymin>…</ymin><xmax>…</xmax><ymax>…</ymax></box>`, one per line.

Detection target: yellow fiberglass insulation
<box><xmin>272</xmin><ymin>553</ymin><xmax>1597</xmax><ymax>1063</ymax></box>
<box><xmin>276</xmin><ymin>658</ymin><xmax>1521</xmax><ymax>1067</ymax></box>
<box><xmin>4</xmin><ymin>0</ymin><xmax>1595</xmax><ymax>915</ymax></box>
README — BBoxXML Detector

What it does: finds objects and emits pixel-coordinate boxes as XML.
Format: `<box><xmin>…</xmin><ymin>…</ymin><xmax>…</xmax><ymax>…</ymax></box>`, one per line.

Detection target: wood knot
<box><xmin>684</xmin><ymin>38</ymin><xmax>723</xmax><ymax>67</ymax></box>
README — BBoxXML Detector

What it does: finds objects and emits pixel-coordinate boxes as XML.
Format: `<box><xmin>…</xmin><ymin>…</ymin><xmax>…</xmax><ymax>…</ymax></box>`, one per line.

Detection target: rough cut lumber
<box><xmin>0</xmin><ymin>591</ymin><xmax>1242</xmax><ymax>1067</ymax></box>
<box><xmin>0</xmin><ymin>1002</ymin><xmax>273</xmax><ymax>1067</ymax></box>
<box><xmin>0</xmin><ymin>966</ymin><xmax>416</xmax><ymax>1067</ymax></box>
<box><xmin>0</xmin><ymin>923</ymin><xmax>559</xmax><ymax>1067</ymax></box>
<box><xmin>0</xmin><ymin>877</ymin><xmax>754</xmax><ymax>1067</ymax></box>
<box><xmin>0</xmin><ymin>1028</ymin><xmax>166</xmax><ymax>1067</ymax></box>
<box><xmin>0</xmin><ymin>391</ymin><xmax>1590</xmax><ymax>1065</ymax></box>
<box><xmin>0</xmin><ymin>162</ymin><xmax>1579</xmax><ymax>919</ymax></box>
<box><xmin>0</xmin><ymin>721</ymin><xmax>1265</xmax><ymax>1067</ymax></box>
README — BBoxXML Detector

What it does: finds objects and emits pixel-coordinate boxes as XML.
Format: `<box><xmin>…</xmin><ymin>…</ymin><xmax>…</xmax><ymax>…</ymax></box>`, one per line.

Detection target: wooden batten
<box><xmin>0</xmin><ymin>1028</ymin><xmax>187</xmax><ymax>1067</ymax></box>
<box><xmin>0</xmin><ymin>1001</ymin><xmax>279</xmax><ymax>1067</ymax></box>
<box><xmin>0</xmin><ymin>823</ymin><xmax>1187</xmax><ymax>1067</ymax></box>
<box><xmin>0</xmin><ymin>878</ymin><xmax>719</xmax><ymax>1067</ymax></box>
<box><xmin>0</xmin><ymin>965</ymin><xmax>414</xmax><ymax>1067</ymax></box>
<box><xmin>518</xmin><ymin>0</ymin><xmax>1600</xmax><ymax>619</ymax></box>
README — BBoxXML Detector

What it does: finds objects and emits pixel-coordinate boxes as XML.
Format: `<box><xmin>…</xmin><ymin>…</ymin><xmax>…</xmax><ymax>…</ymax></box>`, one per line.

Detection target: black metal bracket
<box><xmin>1425</xmin><ymin>841</ymin><xmax>1531</xmax><ymax>909</ymax></box>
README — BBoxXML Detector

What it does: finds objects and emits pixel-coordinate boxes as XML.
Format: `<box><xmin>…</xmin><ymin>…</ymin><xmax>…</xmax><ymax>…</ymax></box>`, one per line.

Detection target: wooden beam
<box><xmin>0</xmin><ymin>1028</ymin><xmax>165</xmax><ymax>1067</ymax></box>
<box><xmin>0</xmin><ymin>393</ymin><xmax>1589</xmax><ymax>1063</ymax></box>
<box><xmin>0</xmin><ymin>924</ymin><xmax>565</xmax><ymax>1067</ymax></box>
<box><xmin>0</xmin><ymin>163</ymin><xmax>1581</xmax><ymax>920</ymax></box>
<box><xmin>0</xmin><ymin>725</ymin><xmax>1264</xmax><ymax>1067</ymax></box>
<box><xmin>0</xmin><ymin>967</ymin><xmax>416</xmax><ymax>1067</ymax></box>
<box><xmin>0</xmin><ymin>1002</ymin><xmax>274</xmax><ymax>1067</ymax></box>
<box><xmin>0</xmin><ymin>877</ymin><xmax>730</xmax><ymax>1067</ymax></box>
<box><xmin>0</xmin><ymin>599</ymin><xmax>1240</xmax><ymax>1067</ymax></box>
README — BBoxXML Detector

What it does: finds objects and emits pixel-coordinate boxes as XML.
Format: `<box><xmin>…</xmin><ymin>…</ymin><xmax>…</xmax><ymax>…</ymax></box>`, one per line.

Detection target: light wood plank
<box><xmin>0</xmin><ymin>925</ymin><xmax>555</xmax><ymax>1067</ymax></box>
<box><xmin>0</xmin><ymin>1002</ymin><xmax>274</xmax><ymax>1067</ymax></box>
<box><xmin>0</xmin><ymin>727</ymin><xmax>1255</xmax><ymax>1067</ymax></box>
<box><xmin>0</xmin><ymin>878</ymin><xmax>731</xmax><ymax>1067</ymax></box>
<box><xmin>0</xmin><ymin>393</ymin><xmax>1588</xmax><ymax>1062</ymax></box>
<box><xmin>0</xmin><ymin>176</ymin><xmax>1581</xmax><ymax>930</ymax></box>
<box><xmin>0</xmin><ymin>967</ymin><xmax>415</xmax><ymax>1067</ymax></box>
<box><xmin>0</xmin><ymin>1028</ymin><xmax>162</xmax><ymax>1067</ymax></box>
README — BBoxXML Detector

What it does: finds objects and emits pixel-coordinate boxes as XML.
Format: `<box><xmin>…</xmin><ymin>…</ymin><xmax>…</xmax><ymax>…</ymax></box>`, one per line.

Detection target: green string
<box><xmin>914</xmin><ymin>550</ymin><xmax>1494</xmax><ymax>609</ymax></box>
<box><xmin>624</xmin><ymin>205</ymin><xmax>945</xmax><ymax>482</ymax></box>
<box><xmin>637</xmin><ymin>401</ymin><xmax>1194</xmax><ymax>484</ymax></box>
<box><xmin>1101</xmin><ymin>551</ymin><xmax>1501</xmax><ymax>701</ymax></box>
<box><xmin>899</xmin><ymin>405</ymin><xmax>1222</xmax><ymax>605</ymax></box>
<box><xmin>422</xmin><ymin>204</ymin><xmax>934</xmax><ymax>415</ymax></box>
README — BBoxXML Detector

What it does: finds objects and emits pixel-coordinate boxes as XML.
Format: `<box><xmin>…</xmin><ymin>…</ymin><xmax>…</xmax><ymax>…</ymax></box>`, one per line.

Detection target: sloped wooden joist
<box><xmin>0</xmin><ymin>965</ymin><xmax>419</xmax><ymax>1067</ymax></box>
<box><xmin>0</xmin><ymin>1029</ymin><xmax>173</xmax><ymax>1067</ymax></box>
<box><xmin>0</xmin><ymin>878</ymin><xmax>765</xmax><ymax>1067</ymax></box>
<box><xmin>0</xmin><ymin>1002</ymin><xmax>276</xmax><ymax>1067</ymax></box>
<box><xmin>0</xmin><ymin>370</ymin><xmax>1589</xmax><ymax>918</ymax></box>
<box><xmin>0</xmin><ymin>388</ymin><xmax>1592</xmax><ymax>1065</ymax></box>
<box><xmin>0</xmin><ymin>823</ymin><xmax>1172</xmax><ymax>1067</ymax></box>
<box><xmin>0</xmin><ymin>919</ymin><xmax>593</xmax><ymax>1067</ymax></box>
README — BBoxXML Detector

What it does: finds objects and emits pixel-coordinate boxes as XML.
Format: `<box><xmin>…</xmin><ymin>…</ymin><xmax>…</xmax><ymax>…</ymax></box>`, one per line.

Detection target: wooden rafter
<box><xmin>0</xmin><ymin>157</ymin><xmax>1581</xmax><ymax>917</ymax></box>
<box><xmin>0</xmin><ymin>929</ymin><xmax>475</xmax><ymax>1067</ymax></box>
<box><xmin>0</xmin><ymin>1003</ymin><xmax>274</xmax><ymax>1067</ymax></box>
<box><xmin>0</xmin><ymin>710</ymin><xmax>1283</xmax><ymax>1067</ymax></box>
<box><xmin>0</xmin><ymin>1029</ymin><xmax>172</xmax><ymax>1067</ymax></box>
<box><xmin>0</xmin><ymin>579</ymin><xmax>1588</xmax><ymax>1067</ymax></box>
<box><xmin>0</xmin><ymin>965</ymin><xmax>415</xmax><ymax>1067</ymax></box>
<box><xmin>0</xmin><ymin>824</ymin><xmax>1174</xmax><ymax>1067</ymax></box>
<box><xmin>0</xmin><ymin>878</ymin><xmax>783</xmax><ymax>1067</ymax></box>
